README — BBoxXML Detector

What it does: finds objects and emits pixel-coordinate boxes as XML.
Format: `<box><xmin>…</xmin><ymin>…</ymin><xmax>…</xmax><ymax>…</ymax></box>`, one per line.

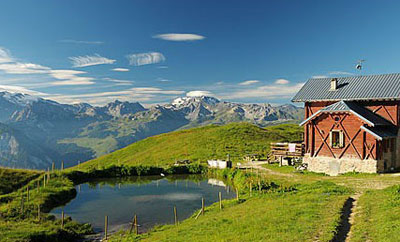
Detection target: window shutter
<box><xmin>329</xmin><ymin>131</ymin><xmax>333</xmax><ymax>147</ymax></box>
<box><xmin>339</xmin><ymin>131</ymin><xmax>344</xmax><ymax>147</ymax></box>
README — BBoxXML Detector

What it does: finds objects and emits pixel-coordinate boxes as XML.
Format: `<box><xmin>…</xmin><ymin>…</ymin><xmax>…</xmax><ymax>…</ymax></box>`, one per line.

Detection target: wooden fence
<box><xmin>270</xmin><ymin>142</ymin><xmax>304</xmax><ymax>164</ymax></box>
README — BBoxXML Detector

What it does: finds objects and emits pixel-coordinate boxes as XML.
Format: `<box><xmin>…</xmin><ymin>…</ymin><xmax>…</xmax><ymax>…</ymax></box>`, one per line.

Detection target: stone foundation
<box><xmin>303</xmin><ymin>155</ymin><xmax>379</xmax><ymax>176</ymax></box>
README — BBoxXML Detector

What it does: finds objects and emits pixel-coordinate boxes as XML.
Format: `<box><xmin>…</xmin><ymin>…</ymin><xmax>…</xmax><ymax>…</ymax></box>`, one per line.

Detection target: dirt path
<box><xmin>329</xmin><ymin>193</ymin><xmax>361</xmax><ymax>242</ymax></box>
<box><xmin>344</xmin><ymin>193</ymin><xmax>362</xmax><ymax>242</ymax></box>
<box><xmin>241</xmin><ymin>162</ymin><xmax>296</xmax><ymax>178</ymax></box>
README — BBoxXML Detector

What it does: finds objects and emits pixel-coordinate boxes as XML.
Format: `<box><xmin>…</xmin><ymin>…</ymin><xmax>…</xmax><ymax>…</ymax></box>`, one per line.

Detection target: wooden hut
<box><xmin>292</xmin><ymin>74</ymin><xmax>400</xmax><ymax>175</ymax></box>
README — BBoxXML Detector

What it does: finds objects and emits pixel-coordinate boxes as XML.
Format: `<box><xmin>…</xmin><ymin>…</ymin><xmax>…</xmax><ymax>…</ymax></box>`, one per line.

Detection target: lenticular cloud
<box><xmin>126</xmin><ymin>52</ymin><xmax>165</xmax><ymax>66</ymax></box>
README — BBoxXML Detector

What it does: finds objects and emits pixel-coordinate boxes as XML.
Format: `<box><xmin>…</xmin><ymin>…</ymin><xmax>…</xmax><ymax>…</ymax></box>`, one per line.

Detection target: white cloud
<box><xmin>69</xmin><ymin>54</ymin><xmax>116</xmax><ymax>67</ymax></box>
<box><xmin>49</xmin><ymin>70</ymin><xmax>86</xmax><ymax>79</ymax></box>
<box><xmin>239</xmin><ymin>80</ymin><xmax>260</xmax><ymax>86</ymax></box>
<box><xmin>112</xmin><ymin>68</ymin><xmax>130</xmax><ymax>72</ymax></box>
<box><xmin>48</xmin><ymin>70</ymin><xmax>95</xmax><ymax>86</ymax></box>
<box><xmin>222</xmin><ymin>82</ymin><xmax>304</xmax><ymax>100</ymax></box>
<box><xmin>103</xmin><ymin>77</ymin><xmax>134</xmax><ymax>86</ymax></box>
<box><xmin>186</xmin><ymin>90</ymin><xmax>214</xmax><ymax>97</ymax></box>
<box><xmin>274</xmin><ymin>79</ymin><xmax>290</xmax><ymax>85</ymax></box>
<box><xmin>158</xmin><ymin>79</ymin><xmax>171</xmax><ymax>82</ymax></box>
<box><xmin>0</xmin><ymin>63</ymin><xmax>50</xmax><ymax>74</ymax></box>
<box><xmin>59</xmin><ymin>39</ymin><xmax>104</xmax><ymax>45</ymax></box>
<box><xmin>0</xmin><ymin>84</ymin><xmax>48</xmax><ymax>96</ymax></box>
<box><xmin>0</xmin><ymin>47</ymin><xmax>13</xmax><ymax>63</ymax></box>
<box><xmin>153</xmin><ymin>33</ymin><xmax>205</xmax><ymax>41</ymax></box>
<box><xmin>126</xmin><ymin>52</ymin><xmax>165</xmax><ymax>66</ymax></box>
<box><xmin>312</xmin><ymin>71</ymin><xmax>354</xmax><ymax>79</ymax></box>
<box><xmin>50</xmin><ymin>77</ymin><xmax>95</xmax><ymax>86</ymax></box>
<box><xmin>132</xmin><ymin>87</ymin><xmax>184</xmax><ymax>95</ymax></box>
<box><xmin>49</xmin><ymin>87</ymin><xmax>184</xmax><ymax>105</ymax></box>
<box><xmin>329</xmin><ymin>71</ymin><xmax>354</xmax><ymax>76</ymax></box>
<box><xmin>0</xmin><ymin>47</ymin><xmax>51</xmax><ymax>74</ymax></box>
<box><xmin>312</xmin><ymin>75</ymin><xmax>329</xmax><ymax>79</ymax></box>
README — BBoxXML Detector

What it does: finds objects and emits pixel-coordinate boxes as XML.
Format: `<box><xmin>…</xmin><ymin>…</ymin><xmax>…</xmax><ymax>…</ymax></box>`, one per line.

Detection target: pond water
<box><xmin>51</xmin><ymin>175</ymin><xmax>235</xmax><ymax>233</ymax></box>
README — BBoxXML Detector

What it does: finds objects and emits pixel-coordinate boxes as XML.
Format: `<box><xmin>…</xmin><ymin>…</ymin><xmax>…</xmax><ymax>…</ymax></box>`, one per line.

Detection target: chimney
<box><xmin>330</xmin><ymin>78</ymin><xmax>338</xmax><ymax>91</ymax></box>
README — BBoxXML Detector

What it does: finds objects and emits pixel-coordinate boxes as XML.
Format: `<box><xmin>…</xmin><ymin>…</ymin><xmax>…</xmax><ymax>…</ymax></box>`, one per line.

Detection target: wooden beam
<box><xmin>314</xmin><ymin>124</ymin><xmax>336</xmax><ymax>158</ymax></box>
<box><xmin>311</xmin><ymin>121</ymin><xmax>315</xmax><ymax>157</ymax></box>
<box><xmin>382</xmin><ymin>105</ymin><xmax>396</xmax><ymax>124</ymax></box>
<box><xmin>338</xmin><ymin>128</ymin><xmax>362</xmax><ymax>159</ymax></box>
<box><xmin>362</xmin><ymin>130</ymin><xmax>366</xmax><ymax>160</ymax></box>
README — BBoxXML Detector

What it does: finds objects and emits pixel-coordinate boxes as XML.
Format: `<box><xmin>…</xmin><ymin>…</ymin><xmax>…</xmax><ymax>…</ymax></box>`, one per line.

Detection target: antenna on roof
<box><xmin>355</xmin><ymin>59</ymin><xmax>365</xmax><ymax>76</ymax></box>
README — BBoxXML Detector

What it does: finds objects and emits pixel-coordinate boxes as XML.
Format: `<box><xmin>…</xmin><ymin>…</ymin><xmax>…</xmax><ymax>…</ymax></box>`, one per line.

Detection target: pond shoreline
<box><xmin>41</xmin><ymin>165</ymin><xmax>211</xmax><ymax>240</ymax></box>
<box><xmin>48</xmin><ymin>164</ymin><xmax>238</xmax><ymax>241</ymax></box>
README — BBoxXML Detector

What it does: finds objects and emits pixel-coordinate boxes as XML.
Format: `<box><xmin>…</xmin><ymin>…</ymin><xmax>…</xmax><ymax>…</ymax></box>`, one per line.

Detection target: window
<box><xmin>330</xmin><ymin>130</ymin><xmax>344</xmax><ymax>148</ymax></box>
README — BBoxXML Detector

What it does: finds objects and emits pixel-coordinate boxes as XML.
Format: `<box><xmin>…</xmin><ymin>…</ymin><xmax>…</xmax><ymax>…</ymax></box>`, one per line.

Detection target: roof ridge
<box><xmin>292</xmin><ymin>73</ymin><xmax>400</xmax><ymax>102</ymax></box>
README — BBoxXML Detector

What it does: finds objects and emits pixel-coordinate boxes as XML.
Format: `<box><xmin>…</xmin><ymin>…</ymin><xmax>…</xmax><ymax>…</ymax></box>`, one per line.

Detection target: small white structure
<box><xmin>207</xmin><ymin>178</ymin><xmax>226</xmax><ymax>187</ymax></box>
<box><xmin>207</xmin><ymin>159</ymin><xmax>232</xmax><ymax>169</ymax></box>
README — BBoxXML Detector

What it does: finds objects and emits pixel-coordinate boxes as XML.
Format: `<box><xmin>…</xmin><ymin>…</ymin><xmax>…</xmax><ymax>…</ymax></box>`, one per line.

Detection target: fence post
<box><xmin>37</xmin><ymin>180</ymin><xmax>40</xmax><ymax>192</ymax></box>
<box><xmin>104</xmin><ymin>215</ymin><xmax>108</xmax><ymax>240</ymax></box>
<box><xmin>174</xmin><ymin>206</ymin><xmax>178</xmax><ymax>225</ymax></box>
<box><xmin>219</xmin><ymin>192</ymin><xmax>222</xmax><ymax>210</ymax></box>
<box><xmin>135</xmin><ymin>214</ymin><xmax>138</xmax><ymax>235</ymax></box>
<box><xmin>236</xmin><ymin>188</ymin><xmax>239</xmax><ymax>201</ymax></box>
<box><xmin>43</xmin><ymin>175</ymin><xmax>46</xmax><ymax>188</ymax></box>
<box><xmin>61</xmin><ymin>211</ymin><xmax>64</xmax><ymax>229</ymax></box>
<box><xmin>37</xmin><ymin>204</ymin><xmax>41</xmax><ymax>222</ymax></box>
<box><xmin>47</xmin><ymin>168</ymin><xmax>50</xmax><ymax>184</ymax></box>
<box><xmin>52</xmin><ymin>162</ymin><xmax>55</xmax><ymax>173</ymax></box>
<box><xmin>26</xmin><ymin>186</ymin><xmax>30</xmax><ymax>202</ymax></box>
<box><xmin>20</xmin><ymin>196</ymin><xmax>24</xmax><ymax>215</ymax></box>
<box><xmin>61</xmin><ymin>161</ymin><xmax>64</xmax><ymax>171</ymax></box>
<box><xmin>201</xmin><ymin>197</ymin><xmax>205</xmax><ymax>215</ymax></box>
<box><xmin>129</xmin><ymin>214</ymin><xmax>135</xmax><ymax>234</ymax></box>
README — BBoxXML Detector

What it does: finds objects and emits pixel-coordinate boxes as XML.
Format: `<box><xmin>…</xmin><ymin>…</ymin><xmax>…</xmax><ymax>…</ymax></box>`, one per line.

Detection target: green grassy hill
<box><xmin>75</xmin><ymin>122</ymin><xmax>302</xmax><ymax>170</ymax></box>
<box><xmin>0</xmin><ymin>168</ymin><xmax>40</xmax><ymax>195</ymax></box>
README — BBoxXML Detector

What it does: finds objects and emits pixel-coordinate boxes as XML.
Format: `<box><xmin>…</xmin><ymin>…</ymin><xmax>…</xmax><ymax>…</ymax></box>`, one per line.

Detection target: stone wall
<box><xmin>303</xmin><ymin>154</ymin><xmax>379</xmax><ymax>176</ymax></box>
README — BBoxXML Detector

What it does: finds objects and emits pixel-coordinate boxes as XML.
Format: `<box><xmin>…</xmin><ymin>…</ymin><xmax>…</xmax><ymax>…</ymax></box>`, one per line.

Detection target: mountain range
<box><xmin>0</xmin><ymin>91</ymin><xmax>303</xmax><ymax>169</ymax></box>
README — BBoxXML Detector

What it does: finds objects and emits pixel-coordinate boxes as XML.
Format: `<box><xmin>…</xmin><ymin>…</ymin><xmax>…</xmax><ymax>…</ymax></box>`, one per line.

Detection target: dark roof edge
<box><xmin>292</xmin><ymin>97</ymin><xmax>400</xmax><ymax>103</ymax></box>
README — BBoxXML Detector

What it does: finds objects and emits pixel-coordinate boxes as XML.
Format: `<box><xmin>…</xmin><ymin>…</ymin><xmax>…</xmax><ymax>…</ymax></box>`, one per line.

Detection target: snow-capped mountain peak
<box><xmin>171</xmin><ymin>95</ymin><xmax>220</xmax><ymax>107</ymax></box>
<box><xmin>0</xmin><ymin>91</ymin><xmax>40</xmax><ymax>106</ymax></box>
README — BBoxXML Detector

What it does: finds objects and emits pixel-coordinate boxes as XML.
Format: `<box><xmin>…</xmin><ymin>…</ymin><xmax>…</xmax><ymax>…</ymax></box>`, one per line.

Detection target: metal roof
<box><xmin>361</xmin><ymin>126</ymin><xmax>397</xmax><ymax>140</ymax></box>
<box><xmin>292</xmin><ymin>73</ymin><xmax>400</xmax><ymax>102</ymax></box>
<box><xmin>299</xmin><ymin>101</ymin><xmax>392</xmax><ymax>126</ymax></box>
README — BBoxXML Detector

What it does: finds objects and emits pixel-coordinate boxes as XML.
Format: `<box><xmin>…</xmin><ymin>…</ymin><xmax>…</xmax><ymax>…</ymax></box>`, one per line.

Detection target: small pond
<box><xmin>51</xmin><ymin>175</ymin><xmax>235</xmax><ymax>233</ymax></box>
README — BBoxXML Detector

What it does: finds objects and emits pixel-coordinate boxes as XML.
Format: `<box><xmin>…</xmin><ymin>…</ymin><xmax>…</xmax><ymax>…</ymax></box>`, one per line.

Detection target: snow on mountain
<box><xmin>171</xmin><ymin>95</ymin><xmax>220</xmax><ymax>107</ymax></box>
<box><xmin>0</xmin><ymin>91</ymin><xmax>303</xmax><ymax>169</ymax></box>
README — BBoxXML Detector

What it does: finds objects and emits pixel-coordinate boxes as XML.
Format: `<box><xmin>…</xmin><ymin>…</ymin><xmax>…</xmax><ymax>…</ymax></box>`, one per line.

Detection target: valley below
<box><xmin>0</xmin><ymin>92</ymin><xmax>303</xmax><ymax>169</ymax></box>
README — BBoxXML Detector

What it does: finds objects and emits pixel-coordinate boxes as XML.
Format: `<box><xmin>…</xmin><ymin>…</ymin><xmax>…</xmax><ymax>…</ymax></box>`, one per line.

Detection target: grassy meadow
<box><xmin>110</xmin><ymin>171</ymin><xmax>351</xmax><ymax>242</ymax></box>
<box><xmin>73</xmin><ymin>122</ymin><xmax>302</xmax><ymax>170</ymax></box>
<box><xmin>1</xmin><ymin>122</ymin><xmax>400</xmax><ymax>241</ymax></box>
<box><xmin>0</xmin><ymin>168</ymin><xmax>40</xmax><ymax>195</ymax></box>
<box><xmin>350</xmin><ymin>184</ymin><xmax>400</xmax><ymax>241</ymax></box>
<box><xmin>0</xmin><ymin>168</ymin><xmax>92</xmax><ymax>242</ymax></box>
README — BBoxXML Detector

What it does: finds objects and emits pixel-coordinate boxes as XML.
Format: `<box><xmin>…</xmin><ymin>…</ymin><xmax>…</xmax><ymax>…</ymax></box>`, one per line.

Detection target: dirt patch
<box><xmin>242</xmin><ymin>162</ymin><xmax>296</xmax><ymax>178</ymax></box>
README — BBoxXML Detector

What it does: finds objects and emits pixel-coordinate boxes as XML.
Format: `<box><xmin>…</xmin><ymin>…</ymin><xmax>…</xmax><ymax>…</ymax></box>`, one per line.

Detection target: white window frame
<box><xmin>330</xmin><ymin>130</ymin><xmax>344</xmax><ymax>148</ymax></box>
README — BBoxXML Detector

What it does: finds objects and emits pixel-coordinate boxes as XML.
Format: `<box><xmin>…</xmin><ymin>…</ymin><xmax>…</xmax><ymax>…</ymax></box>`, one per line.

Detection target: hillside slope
<box><xmin>0</xmin><ymin>91</ymin><xmax>303</xmax><ymax>169</ymax></box>
<box><xmin>77</xmin><ymin>123</ymin><xmax>302</xmax><ymax>169</ymax></box>
<box><xmin>0</xmin><ymin>123</ymin><xmax>54</xmax><ymax>169</ymax></box>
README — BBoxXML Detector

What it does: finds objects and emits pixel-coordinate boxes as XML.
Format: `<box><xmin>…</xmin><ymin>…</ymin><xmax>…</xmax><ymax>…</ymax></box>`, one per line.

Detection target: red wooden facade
<box><xmin>303</xmin><ymin>101</ymin><xmax>399</xmax><ymax>170</ymax></box>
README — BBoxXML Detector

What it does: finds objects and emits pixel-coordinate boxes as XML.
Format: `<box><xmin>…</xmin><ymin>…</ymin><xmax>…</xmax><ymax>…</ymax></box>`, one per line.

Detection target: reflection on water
<box><xmin>51</xmin><ymin>175</ymin><xmax>235</xmax><ymax>232</ymax></box>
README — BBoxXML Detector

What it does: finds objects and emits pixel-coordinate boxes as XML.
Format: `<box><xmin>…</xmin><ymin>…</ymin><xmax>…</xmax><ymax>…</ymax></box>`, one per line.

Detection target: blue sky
<box><xmin>0</xmin><ymin>0</ymin><xmax>400</xmax><ymax>105</ymax></box>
